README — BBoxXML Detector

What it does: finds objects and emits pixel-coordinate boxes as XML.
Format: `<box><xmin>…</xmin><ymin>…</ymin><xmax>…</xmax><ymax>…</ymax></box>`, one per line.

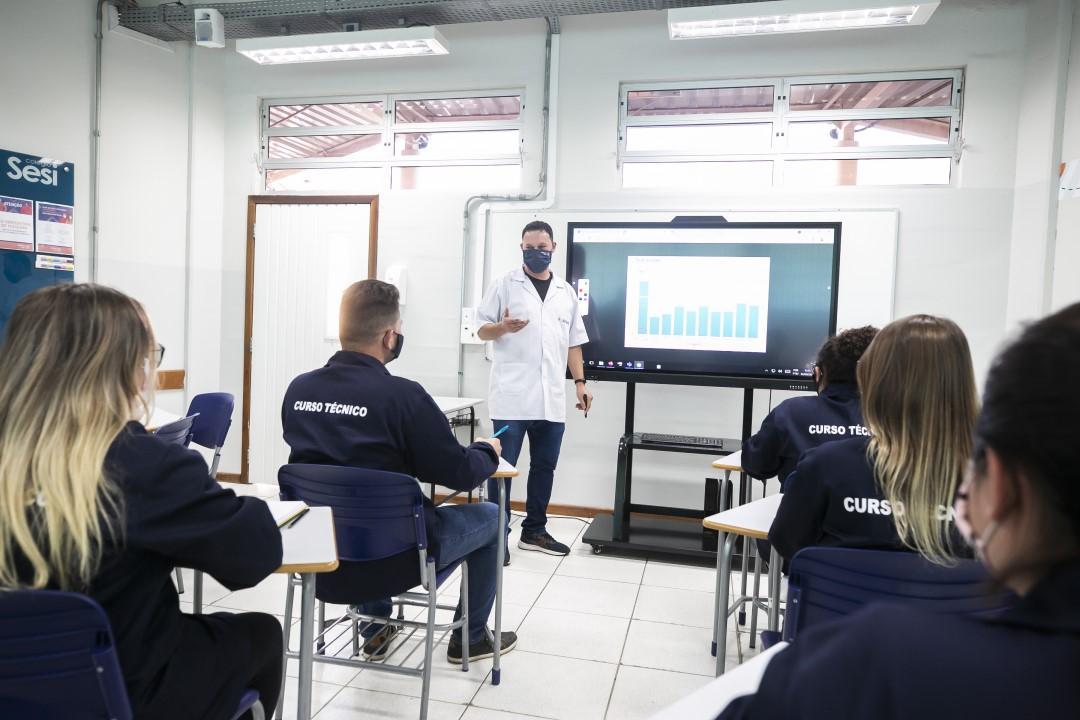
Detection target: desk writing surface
<box><xmin>432</xmin><ymin>396</ymin><xmax>485</xmax><ymax>414</ymax></box>
<box><xmin>649</xmin><ymin>642</ymin><xmax>789</xmax><ymax>720</ymax></box>
<box><xmin>493</xmin><ymin>458</ymin><xmax>518</xmax><ymax>478</ymax></box>
<box><xmin>266</xmin><ymin>502</ymin><xmax>338</xmax><ymax>574</ymax></box>
<box><xmin>702</xmin><ymin>494</ymin><xmax>782</xmax><ymax>539</ymax></box>
<box><xmin>712</xmin><ymin>450</ymin><xmax>743</xmax><ymax>472</ymax></box>
<box><xmin>146</xmin><ymin>407</ymin><xmax>181</xmax><ymax>431</ymax></box>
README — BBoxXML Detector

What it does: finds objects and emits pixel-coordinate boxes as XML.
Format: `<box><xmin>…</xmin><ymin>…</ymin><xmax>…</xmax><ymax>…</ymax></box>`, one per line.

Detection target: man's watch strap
<box><xmin>574</xmin><ymin>379</ymin><xmax>587</xmax><ymax>385</ymax></box>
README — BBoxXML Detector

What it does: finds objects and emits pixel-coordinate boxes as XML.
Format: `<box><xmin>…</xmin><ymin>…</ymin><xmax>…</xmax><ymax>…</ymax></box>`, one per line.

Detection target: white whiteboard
<box><xmin>484</xmin><ymin>209</ymin><xmax>897</xmax><ymax>331</ymax></box>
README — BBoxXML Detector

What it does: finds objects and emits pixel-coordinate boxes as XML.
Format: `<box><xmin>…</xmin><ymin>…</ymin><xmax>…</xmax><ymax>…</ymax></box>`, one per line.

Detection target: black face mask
<box><xmin>388</xmin><ymin>331</ymin><xmax>404</xmax><ymax>363</ymax></box>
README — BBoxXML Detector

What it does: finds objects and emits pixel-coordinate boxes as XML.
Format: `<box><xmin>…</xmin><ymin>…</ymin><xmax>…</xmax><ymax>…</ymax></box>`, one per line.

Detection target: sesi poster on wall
<box><xmin>0</xmin><ymin>148</ymin><xmax>76</xmax><ymax>342</ymax></box>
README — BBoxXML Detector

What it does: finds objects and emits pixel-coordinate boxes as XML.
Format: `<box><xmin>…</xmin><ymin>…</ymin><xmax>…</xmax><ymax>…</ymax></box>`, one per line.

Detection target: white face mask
<box><xmin>954</xmin><ymin>473</ymin><xmax>1000</xmax><ymax>567</ymax></box>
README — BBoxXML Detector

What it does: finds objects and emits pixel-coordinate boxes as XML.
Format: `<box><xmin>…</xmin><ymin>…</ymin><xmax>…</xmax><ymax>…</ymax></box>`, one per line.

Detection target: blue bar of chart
<box><xmin>638</xmin><ymin>282</ymin><xmax>649</xmax><ymax>334</ymax></box>
<box><xmin>624</xmin><ymin>255</ymin><xmax>770</xmax><ymax>353</ymax></box>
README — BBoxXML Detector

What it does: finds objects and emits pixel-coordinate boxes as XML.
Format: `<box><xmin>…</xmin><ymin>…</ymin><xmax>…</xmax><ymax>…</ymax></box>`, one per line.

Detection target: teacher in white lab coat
<box><xmin>477</xmin><ymin>220</ymin><xmax>592</xmax><ymax>562</ymax></box>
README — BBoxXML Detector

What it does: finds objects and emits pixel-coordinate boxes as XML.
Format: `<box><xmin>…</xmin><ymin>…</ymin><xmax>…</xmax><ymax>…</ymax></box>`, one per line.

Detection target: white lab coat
<box><xmin>477</xmin><ymin>267</ymin><xmax>589</xmax><ymax>422</ymax></box>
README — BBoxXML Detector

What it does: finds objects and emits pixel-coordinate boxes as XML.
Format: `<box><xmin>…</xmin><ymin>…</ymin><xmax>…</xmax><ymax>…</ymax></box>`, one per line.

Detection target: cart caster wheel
<box><xmin>592</xmin><ymin>545</ymin><xmax>603</xmax><ymax>555</ymax></box>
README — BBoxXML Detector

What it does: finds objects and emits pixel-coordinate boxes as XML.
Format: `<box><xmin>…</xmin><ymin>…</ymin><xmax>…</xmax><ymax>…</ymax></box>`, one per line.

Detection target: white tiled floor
<box><xmin>183</xmin><ymin>487</ymin><xmax>771</xmax><ymax>719</ymax></box>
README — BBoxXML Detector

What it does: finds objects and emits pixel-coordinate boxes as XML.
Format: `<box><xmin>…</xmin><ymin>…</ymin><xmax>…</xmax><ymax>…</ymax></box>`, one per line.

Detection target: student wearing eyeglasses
<box><xmin>0</xmin><ymin>284</ymin><xmax>284</xmax><ymax>720</ymax></box>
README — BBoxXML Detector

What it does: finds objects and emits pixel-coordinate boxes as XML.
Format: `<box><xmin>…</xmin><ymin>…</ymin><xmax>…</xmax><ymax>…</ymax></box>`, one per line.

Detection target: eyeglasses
<box><xmin>154</xmin><ymin>344</ymin><xmax>165</xmax><ymax>367</ymax></box>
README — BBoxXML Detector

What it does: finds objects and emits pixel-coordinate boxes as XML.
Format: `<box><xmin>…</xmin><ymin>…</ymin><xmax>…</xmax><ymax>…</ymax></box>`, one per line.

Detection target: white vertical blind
<box><xmin>249</xmin><ymin>202</ymin><xmax>371</xmax><ymax>484</ymax></box>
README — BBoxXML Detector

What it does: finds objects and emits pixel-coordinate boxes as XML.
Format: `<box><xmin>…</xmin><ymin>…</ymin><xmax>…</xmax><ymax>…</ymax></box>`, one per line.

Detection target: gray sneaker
<box><xmin>518</xmin><ymin>531</ymin><xmax>570</xmax><ymax>556</ymax></box>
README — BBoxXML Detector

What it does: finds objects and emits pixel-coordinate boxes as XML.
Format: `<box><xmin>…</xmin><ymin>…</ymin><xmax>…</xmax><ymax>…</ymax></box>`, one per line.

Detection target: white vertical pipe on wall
<box><xmin>183</xmin><ymin>43</ymin><xmax>196</xmax><ymax>410</ymax></box>
<box><xmin>456</xmin><ymin>25</ymin><xmax>561</xmax><ymax>394</ymax></box>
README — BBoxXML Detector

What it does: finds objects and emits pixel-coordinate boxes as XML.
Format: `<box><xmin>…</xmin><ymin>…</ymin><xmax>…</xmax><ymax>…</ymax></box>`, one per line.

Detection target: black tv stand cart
<box><xmin>582</xmin><ymin>381</ymin><xmax>753</xmax><ymax>561</ymax></box>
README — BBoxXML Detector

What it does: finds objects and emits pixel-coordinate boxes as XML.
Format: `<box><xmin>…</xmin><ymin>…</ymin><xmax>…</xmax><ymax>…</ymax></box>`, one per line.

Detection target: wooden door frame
<box><xmin>241</xmin><ymin>195</ymin><xmax>379</xmax><ymax>483</ymax></box>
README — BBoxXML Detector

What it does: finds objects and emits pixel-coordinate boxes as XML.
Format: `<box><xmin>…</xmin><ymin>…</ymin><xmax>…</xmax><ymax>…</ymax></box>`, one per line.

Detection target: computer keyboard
<box><xmin>640</xmin><ymin>433</ymin><xmax>725</xmax><ymax>448</ymax></box>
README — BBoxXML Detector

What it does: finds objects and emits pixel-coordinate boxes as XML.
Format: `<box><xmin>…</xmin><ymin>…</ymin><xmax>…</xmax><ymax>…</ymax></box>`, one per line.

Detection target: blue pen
<box><xmin>492</xmin><ymin>425</ymin><xmax>510</xmax><ymax>439</ymax></box>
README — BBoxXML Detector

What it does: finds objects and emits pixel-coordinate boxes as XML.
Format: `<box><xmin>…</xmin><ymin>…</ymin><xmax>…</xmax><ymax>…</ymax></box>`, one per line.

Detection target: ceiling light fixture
<box><xmin>236</xmin><ymin>26</ymin><xmax>449</xmax><ymax>65</ymax></box>
<box><xmin>668</xmin><ymin>1</ymin><xmax>940</xmax><ymax>40</ymax></box>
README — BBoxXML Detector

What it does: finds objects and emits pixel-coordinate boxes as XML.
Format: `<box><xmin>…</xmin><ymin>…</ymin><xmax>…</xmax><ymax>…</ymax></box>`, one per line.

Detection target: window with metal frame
<box><xmin>262</xmin><ymin>91</ymin><xmax>525</xmax><ymax>192</ymax></box>
<box><xmin>619</xmin><ymin>70</ymin><xmax>963</xmax><ymax>189</ymax></box>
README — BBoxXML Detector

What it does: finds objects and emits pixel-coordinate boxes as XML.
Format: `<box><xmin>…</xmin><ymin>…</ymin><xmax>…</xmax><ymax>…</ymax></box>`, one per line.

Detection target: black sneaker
<box><xmin>503</xmin><ymin>547</ymin><xmax>511</xmax><ymax>567</ymax></box>
<box><xmin>447</xmin><ymin>631</ymin><xmax>518</xmax><ymax>664</ymax></box>
<box><xmin>518</xmin><ymin>531</ymin><xmax>570</xmax><ymax>556</ymax></box>
<box><xmin>361</xmin><ymin>624</ymin><xmax>400</xmax><ymax>660</ymax></box>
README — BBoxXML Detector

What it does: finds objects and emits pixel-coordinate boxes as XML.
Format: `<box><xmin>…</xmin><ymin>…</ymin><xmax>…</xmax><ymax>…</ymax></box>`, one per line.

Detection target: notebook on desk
<box><xmin>270</xmin><ymin>501</ymin><xmax>309</xmax><ymax>528</ymax></box>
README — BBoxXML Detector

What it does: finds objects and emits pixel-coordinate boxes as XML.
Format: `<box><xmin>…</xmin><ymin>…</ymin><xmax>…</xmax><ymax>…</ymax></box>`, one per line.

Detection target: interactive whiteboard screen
<box><xmin>567</xmin><ymin>221</ymin><xmax>840</xmax><ymax>389</ymax></box>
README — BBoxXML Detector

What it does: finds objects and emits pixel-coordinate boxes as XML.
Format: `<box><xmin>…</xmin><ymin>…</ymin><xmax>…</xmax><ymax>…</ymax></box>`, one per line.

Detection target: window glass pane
<box><xmin>788</xmin><ymin>78</ymin><xmax>954</xmax><ymax>111</ymax></box>
<box><xmin>625</xmin><ymin>124</ymin><xmax>772</xmax><ymax>154</ymax></box>
<box><xmin>395</xmin><ymin>96</ymin><xmax>521</xmax><ymax>124</ymax></box>
<box><xmin>394</xmin><ymin>130</ymin><xmax>520</xmax><ymax>158</ymax></box>
<box><xmin>268</xmin><ymin>102</ymin><xmax>384</xmax><ymax>128</ymax></box>
<box><xmin>265</xmin><ymin>167</ymin><xmax>385</xmax><ymax>192</ymax></box>
<box><xmin>391</xmin><ymin>164</ymin><xmax>521</xmax><ymax>191</ymax></box>
<box><xmin>787</xmin><ymin>118</ymin><xmax>951</xmax><ymax>150</ymax></box>
<box><xmin>267</xmin><ymin>134</ymin><xmax>384</xmax><ymax>160</ymax></box>
<box><xmin>626</xmin><ymin>86</ymin><xmax>774</xmax><ymax>116</ymax></box>
<box><xmin>622</xmin><ymin>161</ymin><xmax>773</xmax><ymax>189</ymax></box>
<box><xmin>782</xmin><ymin>157</ymin><xmax>951</xmax><ymax>186</ymax></box>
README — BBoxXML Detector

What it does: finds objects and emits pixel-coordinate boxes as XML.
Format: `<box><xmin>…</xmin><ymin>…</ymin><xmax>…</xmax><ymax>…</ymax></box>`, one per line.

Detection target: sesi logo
<box><xmin>6</xmin><ymin>156</ymin><xmax>59</xmax><ymax>186</ymax></box>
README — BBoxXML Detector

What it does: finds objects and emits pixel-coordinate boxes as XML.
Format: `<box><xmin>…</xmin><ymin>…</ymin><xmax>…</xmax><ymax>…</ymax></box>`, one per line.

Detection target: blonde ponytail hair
<box><xmin>0</xmin><ymin>284</ymin><xmax>155</xmax><ymax>590</ymax></box>
<box><xmin>858</xmin><ymin>315</ymin><xmax>978</xmax><ymax>563</ymax></box>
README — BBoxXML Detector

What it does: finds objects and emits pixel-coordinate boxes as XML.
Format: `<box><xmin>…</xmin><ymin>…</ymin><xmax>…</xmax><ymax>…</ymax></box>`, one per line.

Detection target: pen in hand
<box><xmin>492</xmin><ymin>425</ymin><xmax>510</xmax><ymax>439</ymax></box>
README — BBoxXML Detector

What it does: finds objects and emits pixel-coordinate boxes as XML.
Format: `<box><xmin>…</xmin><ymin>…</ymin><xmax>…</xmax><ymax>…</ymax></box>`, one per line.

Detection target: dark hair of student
<box><xmin>816</xmin><ymin>325</ymin><xmax>878</xmax><ymax>385</ymax></box>
<box><xmin>339</xmin><ymin>279</ymin><xmax>400</xmax><ymax>347</ymax></box>
<box><xmin>974</xmin><ymin>302</ymin><xmax>1080</xmax><ymax>554</ymax></box>
<box><xmin>521</xmin><ymin>220</ymin><xmax>555</xmax><ymax>242</ymax></box>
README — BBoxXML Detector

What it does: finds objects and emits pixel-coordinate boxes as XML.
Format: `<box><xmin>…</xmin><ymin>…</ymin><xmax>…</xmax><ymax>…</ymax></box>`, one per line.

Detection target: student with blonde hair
<box><xmin>768</xmin><ymin>314</ymin><xmax>977</xmax><ymax>562</ymax></box>
<box><xmin>0</xmin><ymin>284</ymin><xmax>284</xmax><ymax>720</ymax></box>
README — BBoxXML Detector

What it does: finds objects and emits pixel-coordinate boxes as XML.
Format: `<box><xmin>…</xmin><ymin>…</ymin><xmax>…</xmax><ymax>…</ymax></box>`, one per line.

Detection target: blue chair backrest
<box><xmin>186</xmin><ymin>393</ymin><xmax>234</xmax><ymax>450</ymax></box>
<box><xmin>784</xmin><ymin>547</ymin><xmax>1013</xmax><ymax>642</ymax></box>
<box><xmin>278</xmin><ymin>464</ymin><xmax>428</xmax><ymax>563</ymax></box>
<box><xmin>0</xmin><ymin>590</ymin><xmax>132</xmax><ymax>720</ymax></box>
<box><xmin>153</xmin><ymin>414</ymin><xmax>198</xmax><ymax>447</ymax></box>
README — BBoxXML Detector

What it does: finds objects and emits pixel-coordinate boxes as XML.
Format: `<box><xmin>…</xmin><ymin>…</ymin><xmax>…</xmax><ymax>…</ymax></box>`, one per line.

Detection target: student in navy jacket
<box><xmin>282</xmin><ymin>279</ymin><xmax>515</xmax><ymax>665</ymax></box>
<box><xmin>0</xmin><ymin>284</ymin><xmax>283</xmax><ymax>720</ymax></box>
<box><xmin>720</xmin><ymin>303</ymin><xmax>1080</xmax><ymax>720</ymax></box>
<box><xmin>742</xmin><ymin>326</ymin><xmax>877</xmax><ymax>491</ymax></box>
<box><xmin>769</xmin><ymin>315</ymin><xmax>978</xmax><ymax>563</ymax></box>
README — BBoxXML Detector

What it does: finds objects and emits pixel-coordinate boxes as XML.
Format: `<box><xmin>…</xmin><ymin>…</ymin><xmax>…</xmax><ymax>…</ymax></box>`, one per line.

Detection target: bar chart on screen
<box><xmin>624</xmin><ymin>255</ymin><xmax>770</xmax><ymax>353</ymax></box>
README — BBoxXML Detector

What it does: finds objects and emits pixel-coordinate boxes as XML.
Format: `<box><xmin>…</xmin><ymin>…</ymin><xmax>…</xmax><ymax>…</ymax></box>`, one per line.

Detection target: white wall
<box><xmin>1004</xmin><ymin>0</ymin><xmax>1074</xmax><ymax>329</ymax></box>
<box><xmin>1053</xmin><ymin>2</ymin><xmax>1080</xmax><ymax>311</ymax></box>
<box><xmin>0</xmin><ymin>0</ymin><xmax>95</xmax><ymax>270</ymax></box>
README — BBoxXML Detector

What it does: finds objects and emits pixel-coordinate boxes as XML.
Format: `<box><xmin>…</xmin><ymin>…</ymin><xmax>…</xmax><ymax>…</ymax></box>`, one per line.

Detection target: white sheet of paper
<box><xmin>269</xmin><ymin>500</ymin><xmax>309</xmax><ymax>527</ymax></box>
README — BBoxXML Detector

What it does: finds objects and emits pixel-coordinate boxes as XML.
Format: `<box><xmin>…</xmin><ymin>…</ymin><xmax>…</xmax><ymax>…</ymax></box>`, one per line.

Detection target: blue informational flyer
<box><xmin>0</xmin><ymin>148</ymin><xmax>75</xmax><ymax>342</ymax></box>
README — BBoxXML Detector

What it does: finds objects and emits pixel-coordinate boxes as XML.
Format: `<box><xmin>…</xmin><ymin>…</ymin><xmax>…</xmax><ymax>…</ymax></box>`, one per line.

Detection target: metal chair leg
<box><xmin>460</xmin><ymin>562</ymin><xmax>470</xmax><ymax>673</ymax></box>
<box><xmin>351</xmin><ymin>616</ymin><xmax>360</xmax><ymax>658</ymax></box>
<box><xmin>419</xmin><ymin>564</ymin><xmax>437</xmax><ymax>720</ymax></box>
<box><xmin>175</xmin><ymin>568</ymin><xmax>185</xmax><ymax>594</ymax></box>
<box><xmin>316</xmin><ymin>601</ymin><xmax>326</xmax><ymax>655</ymax></box>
